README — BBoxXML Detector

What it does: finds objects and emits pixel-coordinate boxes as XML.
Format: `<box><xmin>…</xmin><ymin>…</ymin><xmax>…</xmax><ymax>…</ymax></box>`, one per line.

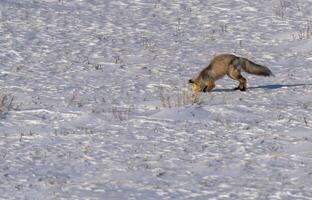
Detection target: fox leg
<box><xmin>227</xmin><ymin>66</ymin><xmax>247</xmax><ymax>91</ymax></box>
<box><xmin>203</xmin><ymin>80</ymin><xmax>216</xmax><ymax>92</ymax></box>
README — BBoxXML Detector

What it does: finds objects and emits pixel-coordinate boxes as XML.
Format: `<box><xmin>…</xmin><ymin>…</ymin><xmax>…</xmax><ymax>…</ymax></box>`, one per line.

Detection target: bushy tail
<box><xmin>240</xmin><ymin>57</ymin><xmax>274</xmax><ymax>76</ymax></box>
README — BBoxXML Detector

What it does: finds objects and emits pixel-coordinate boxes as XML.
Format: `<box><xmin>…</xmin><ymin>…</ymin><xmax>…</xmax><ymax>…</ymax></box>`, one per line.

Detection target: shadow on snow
<box><xmin>213</xmin><ymin>83</ymin><xmax>311</xmax><ymax>93</ymax></box>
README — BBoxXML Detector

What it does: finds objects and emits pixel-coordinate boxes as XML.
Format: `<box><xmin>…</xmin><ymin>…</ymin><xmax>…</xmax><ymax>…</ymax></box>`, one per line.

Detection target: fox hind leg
<box><xmin>234</xmin><ymin>75</ymin><xmax>246</xmax><ymax>91</ymax></box>
<box><xmin>227</xmin><ymin>66</ymin><xmax>247</xmax><ymax>91</ymax></box>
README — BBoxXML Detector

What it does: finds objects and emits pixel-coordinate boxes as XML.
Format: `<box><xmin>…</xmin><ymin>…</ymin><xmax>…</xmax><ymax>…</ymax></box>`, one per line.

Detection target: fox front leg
<box><xmin>203</xmin><ymin>81</ymin><xmax>216</xmax><ymax>92</ymax></box>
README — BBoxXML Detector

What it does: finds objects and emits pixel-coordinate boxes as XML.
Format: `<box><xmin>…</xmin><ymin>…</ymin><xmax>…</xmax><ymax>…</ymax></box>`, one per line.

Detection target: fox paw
<box><xmin>234</xmin><ymin>87</ymin><xmax>246</xmax><ymax>91</ymax></box>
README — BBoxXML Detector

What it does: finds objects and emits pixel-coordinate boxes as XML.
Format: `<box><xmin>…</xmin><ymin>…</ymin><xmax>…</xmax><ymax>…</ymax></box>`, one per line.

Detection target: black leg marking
<box><xmin>203</xmin><ymin>86</ymin><xmax>208</xmax><ymax>92</ymax></box>
<box><xmin>233</xmin><ymin>86</ymin><xmax>246</xmax><ymax>91</ymax></box>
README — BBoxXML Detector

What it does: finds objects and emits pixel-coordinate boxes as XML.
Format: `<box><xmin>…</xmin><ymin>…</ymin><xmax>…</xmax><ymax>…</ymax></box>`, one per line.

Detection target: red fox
<box><xmin>189</xmin><ymin>53</ymin><xmax>273</xmax><ymax>93</ymax></box>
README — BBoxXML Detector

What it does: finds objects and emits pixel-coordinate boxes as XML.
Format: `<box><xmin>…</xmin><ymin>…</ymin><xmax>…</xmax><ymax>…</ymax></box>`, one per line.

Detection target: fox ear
<box><xmin>188</xmin><ymin>79</ymin><xmax>194</xmax><ymax>84</ymax></box>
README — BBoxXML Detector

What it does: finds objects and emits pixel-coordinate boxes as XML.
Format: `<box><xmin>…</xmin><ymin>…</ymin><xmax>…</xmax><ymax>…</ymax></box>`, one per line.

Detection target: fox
<box><xmin>188</xmin><ymin>53</ymin><xmax>274</xmax><ymax>93</ymax></box>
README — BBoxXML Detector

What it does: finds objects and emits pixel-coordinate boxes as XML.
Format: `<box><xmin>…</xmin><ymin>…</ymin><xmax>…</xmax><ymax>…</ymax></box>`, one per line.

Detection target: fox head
<box><xmin>188</xmin><ymin>79</ymin><xmax>206</xmax><ymax>93</ymax></box>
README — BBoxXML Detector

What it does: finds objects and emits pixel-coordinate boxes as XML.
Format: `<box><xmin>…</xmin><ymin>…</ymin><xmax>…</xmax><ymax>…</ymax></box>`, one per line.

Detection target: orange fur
<box><xmin>189</xmin><ymin>53</ymin><xmax>273</xmax><ymax>93</ymax></box>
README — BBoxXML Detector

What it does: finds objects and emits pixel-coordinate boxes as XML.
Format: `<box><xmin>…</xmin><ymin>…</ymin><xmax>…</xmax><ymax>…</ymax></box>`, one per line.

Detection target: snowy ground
<box><xmin>1</xmin><ymin>0</ymin><xmax>312</xmax><ymax>199</ymax></box>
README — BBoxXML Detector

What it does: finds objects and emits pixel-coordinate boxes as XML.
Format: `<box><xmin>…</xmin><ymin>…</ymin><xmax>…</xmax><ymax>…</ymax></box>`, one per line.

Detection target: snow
<box><xmin>1</xmin><ymin>0</ymin><xmax>312</xmax><ymax>199</ymax></box>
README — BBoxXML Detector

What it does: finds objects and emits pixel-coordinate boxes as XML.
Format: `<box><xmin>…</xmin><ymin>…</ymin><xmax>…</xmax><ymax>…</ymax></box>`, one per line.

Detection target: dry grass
<box><xmin>111</xmin><ymin>106</ymin><xmax>131</xmax><ymax>122</ymax></box>
<box><xmin>159</xmin><ymin>87</ymin><xmax>201</xmax><ymax>108</ymax></box>
<box><xmin>0</xmin><ymin>93</ymin><xmax>14</xmax><ymax>118</ymax></box>
<box><xmin>295</xmin><ymin>21</ymin><xmax>312</xmax><ymax>40</ymax></box>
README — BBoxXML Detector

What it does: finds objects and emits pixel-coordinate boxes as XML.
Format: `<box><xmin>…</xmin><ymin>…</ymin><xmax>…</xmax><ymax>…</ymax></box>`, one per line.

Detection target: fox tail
<box><xmin>240</xmin><ymin>57</ymin><xmax>274</xmax><ymax>77</ymax></box>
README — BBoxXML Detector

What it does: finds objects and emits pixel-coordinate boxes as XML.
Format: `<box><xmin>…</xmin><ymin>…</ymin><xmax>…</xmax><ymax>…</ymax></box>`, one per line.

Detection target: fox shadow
<box><xmin>213</xmin><ymin>83</ymin><xmax>312</xmax><ymax>93</ymax></box>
